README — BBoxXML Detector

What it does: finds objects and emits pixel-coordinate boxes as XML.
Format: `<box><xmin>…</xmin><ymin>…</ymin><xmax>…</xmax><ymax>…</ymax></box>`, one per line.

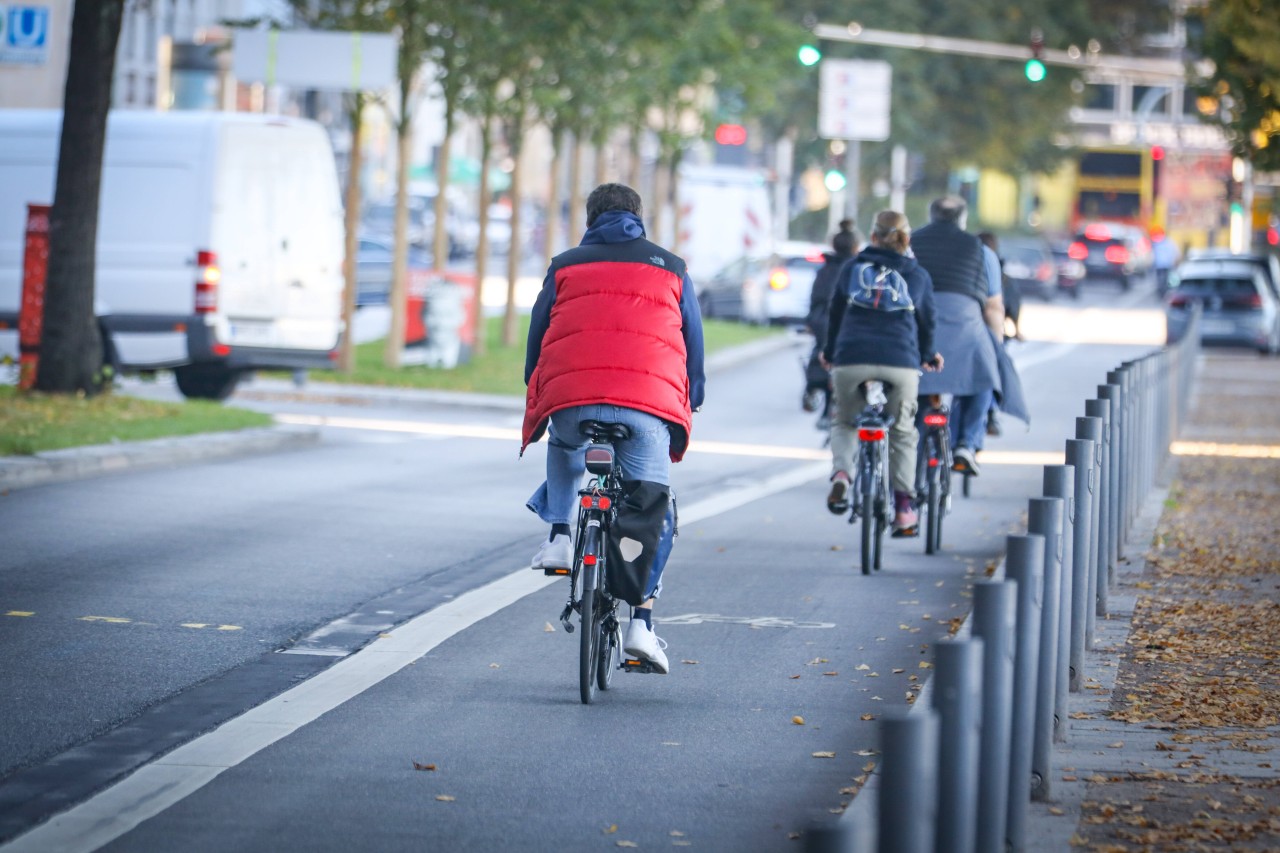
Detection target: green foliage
<box><xmin>1188</xmin><ymin>0</ymin><xmax>1280</xmax><ymax>171</ymax></box>
<box><xmin>0</xmin><ymin>386</ymin><xmax>271</xmax><ymax>456</ymax></box>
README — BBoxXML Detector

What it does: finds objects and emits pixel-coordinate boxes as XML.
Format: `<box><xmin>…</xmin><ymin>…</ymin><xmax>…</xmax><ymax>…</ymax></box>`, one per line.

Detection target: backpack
<box><xmin>846</xmin><ymin>262</ymin><xmax>914</xmax><ymax>313</ymax></box>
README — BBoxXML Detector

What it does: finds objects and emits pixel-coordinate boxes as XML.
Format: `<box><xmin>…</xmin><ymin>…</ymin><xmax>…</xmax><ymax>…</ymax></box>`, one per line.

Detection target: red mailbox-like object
<box><xmin>18</xmin><ymin>204</ymin><xmax>51</xmax><ymax>390</ymax></box>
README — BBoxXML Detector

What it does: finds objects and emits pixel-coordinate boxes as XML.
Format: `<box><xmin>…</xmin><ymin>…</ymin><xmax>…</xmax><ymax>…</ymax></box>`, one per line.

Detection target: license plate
<box><xmin>228</xmin><ymin>320</ymin><xmax>275</xmax><ymax>345</ymax></box>
<box><xmin>1199</xmin><ymin>319</ymin><xmax>1235</xmax><ymax>336</ymax></box>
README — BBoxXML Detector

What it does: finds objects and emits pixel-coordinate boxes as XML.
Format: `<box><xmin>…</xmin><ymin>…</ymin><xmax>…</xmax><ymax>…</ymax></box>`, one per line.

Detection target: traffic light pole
<box><xmin>812</xmin><ymin>22</ymin><xmax>1185</xmax><ymax>81</ymax></box>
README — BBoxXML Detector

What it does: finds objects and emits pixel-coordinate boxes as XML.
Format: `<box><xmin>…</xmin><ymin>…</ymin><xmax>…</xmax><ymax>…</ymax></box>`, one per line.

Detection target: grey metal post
<box><xmin>1097</xmin><ymin>382</ymin><xmax>1123</xmax><ymax>558</ymax></box>
<box><xmin>803</xmin><ymin>826</ymin><xmax>852</xmax><ymax>853</ymax></box>
<box><xmin>933</xmin><ymin>638</ymin><xmax>984</xmax><ymax>853</ymax></box>
<box><xmin>879</xmin><ymin>708</ymin><xmax>940</xmax><ymax>853</ymax></box>
<box><xmin>1042</xmin><ymin>464</ymin><xmax>1074</xmax><ymax>740</ymax></box>
<box><xmin>1107</xmin><ymin>367</ymin><xmax>1131</xmax><ymax>539</ymax></box>
<box><xmin>1085</xmin><ymin>399</ymin><xmax>1112</xmax><ymax>618</ymax></box>
<box><xmin>1005</xmin><ymin>534</ymin><xmax>1045</xmax><ymax>852</ymax></box>
<box><xmin>972</xmin><ymin>580</ymin><xmax>1017</xmax><ymax>853</ymax></box>
<box><xmin>1027</xmin><ymin>497</ymin><xmax>1063</xmax><ymax>801</ymax></box>
<box><xmin>1075</xmin><ymin>417</ymin><xmax>1104</xmax><ymax>647</ymax></box>
<box><xmin>1064</xmin><ymin>440</ymin><xmax>1094</xmax><ymax>692</ymax></box>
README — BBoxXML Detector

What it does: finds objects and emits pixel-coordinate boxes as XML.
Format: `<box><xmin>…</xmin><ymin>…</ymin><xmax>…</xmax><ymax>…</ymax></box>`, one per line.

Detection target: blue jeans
<box><xmin>950</xmin><ymin>389</ymin><xmax>994</xmax><ymax>451</ymax></box>
<box><xmin>527</xmin><ymin>404</ymin><xmax>675</xmax><ymax>600</ymax></box>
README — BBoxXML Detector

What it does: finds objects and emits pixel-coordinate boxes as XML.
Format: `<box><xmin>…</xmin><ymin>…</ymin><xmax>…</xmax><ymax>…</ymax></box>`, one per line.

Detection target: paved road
<box><xmin>0</xmin><ymin>295</ymin><xmax>1163</xmax><ymax>851</ymax></box>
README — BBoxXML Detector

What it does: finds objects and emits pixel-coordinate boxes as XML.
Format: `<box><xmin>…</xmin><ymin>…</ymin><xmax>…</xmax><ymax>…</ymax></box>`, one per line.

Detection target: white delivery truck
<box><xmin>0</xmin><ymin>110</ymin><xmax>345</xmax><ymax>399</ymax></box>
<box><xmin>675</xmin><ymin>164</ymin><xmax>773</xmax><ymax>284</ymax></box>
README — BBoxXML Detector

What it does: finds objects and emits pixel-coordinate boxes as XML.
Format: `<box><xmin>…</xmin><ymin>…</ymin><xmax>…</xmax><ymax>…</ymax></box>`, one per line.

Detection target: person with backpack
<box><xmin>821</xmin><ymin>210</ymin><xmax>943</xmax><ymax>536</ymax></box>
<box><xmin>802</xmin><ymin>220</ymin><xmax>861</xmax><ymax>429</ymax></box>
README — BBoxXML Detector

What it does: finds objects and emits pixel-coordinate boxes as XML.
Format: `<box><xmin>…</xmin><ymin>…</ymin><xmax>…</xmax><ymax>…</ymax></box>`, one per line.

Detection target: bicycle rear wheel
<box><xmin>579</xmin><ymin>526</ymin><xmax>602</xmax><ymax>705</ymax></box>
<box><xmin>596</xmin><ymin>606</ymin><xmax>618</xmax><ymax>691</ymax></box>
<box><xmin>926</xmin><ymin>465</ymin><xmax>943</xmax><ymax>554</ymax></box>
<box><xmin>859</xmin><ymin>451</ymin><xmax>876</xmax><ymax>576</ymax></box>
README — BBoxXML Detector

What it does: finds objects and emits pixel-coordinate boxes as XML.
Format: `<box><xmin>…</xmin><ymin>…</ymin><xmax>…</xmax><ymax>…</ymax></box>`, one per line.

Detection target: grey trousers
<box><xmin>830</xmin><ymin>363</ymin><xmax>920</xmax><ymax>495</ymax></box>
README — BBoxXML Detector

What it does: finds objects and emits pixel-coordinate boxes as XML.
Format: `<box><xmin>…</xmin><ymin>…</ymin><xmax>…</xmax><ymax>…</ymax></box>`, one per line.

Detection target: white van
<box><xmin>0</xmin><ymin>110</ymin><xmax>345</xmax><ymax>399</ymax></box>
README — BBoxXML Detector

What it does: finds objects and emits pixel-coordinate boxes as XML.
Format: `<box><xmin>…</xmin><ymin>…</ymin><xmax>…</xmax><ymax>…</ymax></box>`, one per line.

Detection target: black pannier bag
<box><xmin>605</xmin><ymin>479</ymin><xmax>671</xmax><ymax>607</ymax></box>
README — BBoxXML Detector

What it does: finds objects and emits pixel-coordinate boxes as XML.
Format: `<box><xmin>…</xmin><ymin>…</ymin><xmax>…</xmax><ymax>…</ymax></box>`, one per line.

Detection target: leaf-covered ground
<box><xmin>1071</xmin><ymin>361</ymin><xmax>1280</xmax><ymax>851</ymax></box>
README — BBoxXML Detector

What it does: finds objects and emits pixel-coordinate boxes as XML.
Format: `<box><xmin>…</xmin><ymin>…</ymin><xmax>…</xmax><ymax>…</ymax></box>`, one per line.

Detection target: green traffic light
<box><xmin>798</xmin><ymin>45</ymin><xmax>822</xmax><ymax>67</ymax></box>
<box><xmin>824</xmin><ymin>170</ymin><xmax>847</xmax><ymax>192</ymax></box>
<box><xmin>1024</xmin><ymin>58</ymin><xmax>1046</xmax><ymax>82</ymax></box>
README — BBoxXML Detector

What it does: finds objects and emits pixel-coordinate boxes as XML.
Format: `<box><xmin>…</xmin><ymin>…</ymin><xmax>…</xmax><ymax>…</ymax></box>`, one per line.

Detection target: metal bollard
<box><xmin>1042</xmin><ymin>465</ymin><xmax>1074</xmax><ymax>741</ymax></box>
<box><xmin>1064</xmin><ymin>439</ymin><xmax>1095</xmax><ymax>692</ymax></box>
<box><xmin>1027</xmin><ymin>497</ymin><xmax>1063</xmax><ymax>801</ymax></box>
<box><xmin>1097</xmin><ymin>382</ymin><xmax>1123</xmax><ymax>559</ymax></box>
<box><xmin>933</xmin><ymin>638</ymin><xmax>984</xmax><ymax>853</ymax></box>
<box><xmin>1075</xmin><ymin>417</ymin><xmax>1104</xmax><ymax>648</ymax></box>
<box><xmin>1107</xmin><ymin>367</ymin><xmax>1131</xmax><ymax>540</ymax></box>
<box><xmin>879</xmin><ymin>708</ymin><xmax>940</xmax><ymax>853</ymax></box>
<box><xmin>1005</xmin><ymin>534</ymin><xmax>1045</xmax><ymax>852</ymax></box>
<box><xmin>803</xmin><ymin>825</ymin><xmax>852</xmax><ymax>853</ymax></box>
<box><xmin>972</xmin><ymin>580</ymin><xmax>1017</xmax><ymax>853</ymax></box>
<box><xmin>1084</xmin><ymin>399</ymin><xmax>1112</xmax><ymax>617</ymax></box>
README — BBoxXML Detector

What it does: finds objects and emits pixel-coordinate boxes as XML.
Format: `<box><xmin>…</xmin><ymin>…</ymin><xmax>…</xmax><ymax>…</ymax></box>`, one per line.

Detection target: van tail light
<box><xmin>1067</xmin><ymin>241</ymin><xmax>1088</xmax><ymax>260</ymax></box>
<box><xmin>1230</xmin><ymin>293</ymin><xmax>1264</xmax><ymax>309</ymax></box>
<box><xmin>768</xmin><ymin>268</ymin><xmax>790</xmax><ymax>290</ymax></box>
<box><xmin>1104</xmin><ymin>245</ymin><xmax>1129</xmax><ymax>264</ymax></box>
<box><xmin>195</xmin><ymin>250</ymin><xmax>220</xmax><ymax>314</ymax></box>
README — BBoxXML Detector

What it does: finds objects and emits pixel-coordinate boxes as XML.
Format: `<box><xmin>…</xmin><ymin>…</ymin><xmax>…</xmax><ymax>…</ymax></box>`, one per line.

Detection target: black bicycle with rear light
<box><xmin>545</xmin><ymin>419</ymin><xmax>659</xmax><ymax>705</ymax></box>
<box><xmin>848</xmin><ymin>381</ymin><xmax>895</xmax><ymax>575</ymax></box>
<box><xmin>915</xmin><ymin>395</ymin><xmax>955</xmax><ymax>554</ymax></box>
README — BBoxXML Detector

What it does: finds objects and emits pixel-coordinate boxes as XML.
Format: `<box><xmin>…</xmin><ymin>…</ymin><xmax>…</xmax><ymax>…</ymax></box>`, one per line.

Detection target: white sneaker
<box><xmin>623</xmin><ymin>618</ymin><xmax>669</xmax><ymax>674</ymax></box>
<box><xmin>531</xmin><ymin>534</ymin><xmax>572</xmax><ymax>570</ymax></box>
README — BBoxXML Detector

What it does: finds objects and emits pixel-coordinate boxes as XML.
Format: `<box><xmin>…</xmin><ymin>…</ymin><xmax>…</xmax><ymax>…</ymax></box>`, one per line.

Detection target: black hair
<box><xmin>586</xmin><ymin>183</ymin><xmax>643</xmax><ymax>227</ymax></box>
<box><xmin>832</xmin><ymin>229</ymin><xmax>858</xmax><ymax>255</ymax></box>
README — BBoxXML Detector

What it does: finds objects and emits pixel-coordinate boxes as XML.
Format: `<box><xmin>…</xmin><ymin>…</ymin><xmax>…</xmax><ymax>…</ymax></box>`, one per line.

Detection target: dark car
<box><xmin>999</xmin><ymin>236</ymin><xmax>1060</xmax><ymax>300</ymax></box>
<box><xmin>697</xmin><ymin>241</ymin><xmax>828</xmax><ymax>325</ymax></box>
<box><xmin>1067</xmin><ymin>222</ymin><xmax>1154</xmax><ymax>290</ymax></box>
<box><xmin>355</xmin><ymin>237</ymin><xmax>432</xmax><ymax>307</ymax></box>
<box><xmin>1164</xmin><ymin>256</ymin><xmax>1280</xmax><ymax>354</ymax></box>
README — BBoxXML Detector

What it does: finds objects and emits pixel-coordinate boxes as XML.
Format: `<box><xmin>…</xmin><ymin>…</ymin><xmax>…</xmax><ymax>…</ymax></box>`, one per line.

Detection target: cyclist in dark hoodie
<box><xmin>822</xmin><ymin>210</ymin><xmax>943</xmax><ymax>536</ymax></box>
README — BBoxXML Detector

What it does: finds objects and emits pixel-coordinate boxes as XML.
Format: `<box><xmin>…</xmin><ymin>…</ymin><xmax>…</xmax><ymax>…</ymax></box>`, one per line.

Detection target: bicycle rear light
<box><xmin>579</xmin><ymin>495</ymin><xmax>612</xmax><ymax>510</ymax></box>
<box><xmin>583</xmin><ymin>555</ymin><xmax>597</xmax><ymax>566</ymax></box>
<box><xmin>858</xmin><ymin>428</ymin><xmax>886</xmax><ymax>441</ymax></box>
<box><xmin>923</xmin><ymin>413</ymin><xmax>948</xmax><ymax>427</ymax></box>
<box><xmin>584</xmin><ymin>447</ymin><xmax>614</xmax><ymax>475</ymax></box>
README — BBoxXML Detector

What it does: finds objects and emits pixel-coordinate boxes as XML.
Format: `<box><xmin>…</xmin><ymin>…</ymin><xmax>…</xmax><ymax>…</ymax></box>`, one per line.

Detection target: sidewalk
<box><xmin>1026</xmin><ymin>351</ymin><xmax>1280</xmax><ymax>851</ymax></box>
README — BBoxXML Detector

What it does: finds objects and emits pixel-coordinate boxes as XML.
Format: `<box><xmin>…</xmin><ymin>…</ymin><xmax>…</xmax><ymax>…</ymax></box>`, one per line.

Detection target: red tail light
<box><xmin>1067</xmin><ymin>242</ymin><xmax>1088</xmax><ymax>260</ymax></box>
<box><xmin>195</xmin><ymin>250</ymin><xmax>220</xmax><ymax>314</ymax></box>
<box><xmin>583</xmin><ymin>554</ymin><xmax>597</xmax><ymax>566</ymax></box>
<box><xmin>1084</xmin><ymin>223</ymin><xmax>1112</xmax><ymax>241</ymax></box>
<box><xmin>579</xmin><ymin>495</ymin><xmax>612</xmax><ymax>510</ymax></box>
<box><xmin>1037</xmin><ymin>262</ymin><xmax>1054</xmax><ymax>281</ymax></box>
<box><xmin>1231</xmin><ymin>293</ymin><xmax>1264</xmax><ymax>308</ymax></box>
<box><xmin>858</xmin><ymin>428</ymin><xmax>886</xmax><ymax>441</ymax></box>
<box><xmin>1104</xmin><ymin>245</ymin><xmax>1129</xmax><ymax>264</ymax></box>
<box><xmin>923</xmin><ymin>413</ymin><xmax>948</xmax><ymax>427</ymax></box>
<box><xmin>768</xmin><ymin>268</ymin><xmax>790</xmax><ymax>290</ymax></box>
<box><xmin>1167</xmin><ymin>294</ymin><xmax>1189</xmax><ymax>307</ymax></box>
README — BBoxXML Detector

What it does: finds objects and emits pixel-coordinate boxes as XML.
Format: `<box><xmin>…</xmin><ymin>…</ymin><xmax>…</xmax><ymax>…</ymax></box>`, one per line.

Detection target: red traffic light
<box><xmin>1151</xmin><ymin>145</ymin><xmax>1165</xmax><ymax>161</ymax></box>
<box><xmin>714</xmin><ymin>123</ymin><xmax>747</xmax><ymax>146</ymax></box>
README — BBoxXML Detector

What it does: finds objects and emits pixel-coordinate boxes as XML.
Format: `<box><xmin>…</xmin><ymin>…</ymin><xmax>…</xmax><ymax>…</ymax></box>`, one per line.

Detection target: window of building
<box><xmin>1083</xmin><ymin>84</ymin><xmax>1117</xmax><ymax>112</ymax></box>
<box><xmin>1132</xmin><ymin>85</ymin><xmax>1170</xmax><ymax>118</ymax></box>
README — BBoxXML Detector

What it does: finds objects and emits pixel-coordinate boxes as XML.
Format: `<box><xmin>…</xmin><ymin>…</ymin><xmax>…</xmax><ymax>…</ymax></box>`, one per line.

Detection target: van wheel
<box><xmin>175</xmin><ymin>364</ymin><xmax>242</xmax><ymax>401</ymax></box>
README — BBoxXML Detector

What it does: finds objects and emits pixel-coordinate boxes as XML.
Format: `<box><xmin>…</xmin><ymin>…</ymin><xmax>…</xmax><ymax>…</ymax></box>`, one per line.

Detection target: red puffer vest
<box><xmin>522</xmin><ymin>241</ymin><xmax>692</xmax><ymax>461</ymax></box>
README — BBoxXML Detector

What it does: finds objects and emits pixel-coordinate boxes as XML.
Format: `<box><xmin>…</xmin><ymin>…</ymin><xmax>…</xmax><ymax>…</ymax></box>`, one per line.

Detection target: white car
<box><xmin>698</xmin><ymin>240</ymin><xmax>829</xmax><ymax>325</ymax></box>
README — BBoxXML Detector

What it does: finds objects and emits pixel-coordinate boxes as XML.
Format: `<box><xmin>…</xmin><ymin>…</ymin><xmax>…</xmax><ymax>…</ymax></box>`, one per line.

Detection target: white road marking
<box><xmin>0</xmin><ymin>463</ymin><xmax>829</xmax><ymax>853</ymax></box>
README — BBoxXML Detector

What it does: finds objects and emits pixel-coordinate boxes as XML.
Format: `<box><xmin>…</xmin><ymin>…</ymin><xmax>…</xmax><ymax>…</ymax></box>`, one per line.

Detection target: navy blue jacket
<box><xmin>824</xmin><ymin>246</ymin><xmax>937</xmax><ymax>370</ymax></box>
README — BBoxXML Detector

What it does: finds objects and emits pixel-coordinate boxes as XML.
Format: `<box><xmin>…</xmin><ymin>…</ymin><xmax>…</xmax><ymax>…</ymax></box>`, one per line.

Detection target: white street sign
<box><xmin>819</xmin><ymin>59</ymin><xmax>892</xmax><ymax>141</ymax></box>
<box><xmin>233</xmin><ymin>29</ymin><xmax>397</xmax><ymax>91</ymax></box>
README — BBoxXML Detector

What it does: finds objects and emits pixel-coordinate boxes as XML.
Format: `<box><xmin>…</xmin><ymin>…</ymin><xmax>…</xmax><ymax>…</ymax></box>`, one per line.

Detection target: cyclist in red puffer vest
<box><xmin>521</xmin><ymin>183</ymin><xmax>705</xmax><ymax>673</ymax></box>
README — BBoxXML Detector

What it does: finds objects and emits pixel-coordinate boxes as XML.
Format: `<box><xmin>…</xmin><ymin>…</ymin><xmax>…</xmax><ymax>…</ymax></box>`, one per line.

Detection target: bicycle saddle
<box><xmin>579</xmin><ymin>419</ymin><xmax>632</xmax><ymax>442</ymax></box>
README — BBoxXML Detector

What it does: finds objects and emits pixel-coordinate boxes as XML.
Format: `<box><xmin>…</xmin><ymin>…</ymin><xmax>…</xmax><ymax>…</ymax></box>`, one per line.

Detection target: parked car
<box><xmin>697</xmin><ymin>241</ymin><xmax>828</xmax><ymax>325</ymax></box>
<box><xmin>999</xmin><ymin>236</ymin><xmax>1060</xmax><ymax>300</ymax></box>
<box><xmin>355</xmin><ymin>237</ymin><xmax>432</xmax><ymax>307</ymax></box>
<box><xmin>1181</xmin><ymin>248</ymin><xmax>1280</xmax><ymax>302</ymax></box>
<box><xmin>1164</xmin><ymin>255</ymin><xmax>1280</xmax><ymax>354</ymax></box>
<box><xmin>1067</xmin><ymin>222</ymin><xmax>1154</xmax><ymax>290</ymax></box>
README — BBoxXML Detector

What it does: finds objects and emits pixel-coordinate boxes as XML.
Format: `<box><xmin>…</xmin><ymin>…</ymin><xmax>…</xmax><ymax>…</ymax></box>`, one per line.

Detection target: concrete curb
<box><xmin>0</xmin><ymin>426</ymin><xmax>319</xmax><ymax>493</ymax></box>
<box><xmin>0</xmin><ymin>332</ymin><xmax>800</xmax><ymax>492</ymax></box>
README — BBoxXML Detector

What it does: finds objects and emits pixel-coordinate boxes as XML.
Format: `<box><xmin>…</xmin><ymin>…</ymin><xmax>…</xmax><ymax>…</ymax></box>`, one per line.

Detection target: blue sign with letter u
<box><xmin>1</xmin><ymin>4</ymin><xmax>50</xmax><ymax>64</ymax></box>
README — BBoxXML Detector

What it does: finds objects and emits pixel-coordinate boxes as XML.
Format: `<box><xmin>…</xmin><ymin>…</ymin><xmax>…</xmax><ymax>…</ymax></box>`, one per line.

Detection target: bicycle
<box><xmin>915</xmin><ymin>394</ymin><xmax>954</xmax><ymax>555</ymax></box>
<box><xmin>846</xmin><ymin>381</ymin><xmax>895</xmax><ymax>576</ymax></box>
<box><xmin>544</xmin><ymin>420</ymin><xmax>661</xmax><ymax>705</ymax></box>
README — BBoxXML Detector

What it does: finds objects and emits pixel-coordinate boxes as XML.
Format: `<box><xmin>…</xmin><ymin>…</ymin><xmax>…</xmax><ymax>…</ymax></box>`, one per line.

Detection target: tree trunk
<box><xmin>338</xmin><ymin>93</ymin><xmax>365</xmax><ymax>374</ymax></box>
<box><xmin>384</xmin><ymin>73</ymin><xmax>414</xmax><ymax>370</ymax></box>
<box><xmin>36</xmin><ymin>0</ymin><xmax>125</xmax><ymax>395</ymax></box>
<box><xmin>471</xmin><ymin>111</ymin><xmax>494</xmax><ymax>358</ymax></box>
<box><xmin>542</xmin><ymin>127</ymin><xmax>563</xmax><ymax>270</ymax></box>
<box><xmin>502</xmin><ymin>102</ymin><xmax>527</xmax><ymax>349</ymax></box>
<box><xmin>568</xmin><ymin>133</ymin><xmax>584</xmax><ymax>239</ymax></box>
<box><xmin>433</xmin><ymin>113</ymin><xmax>453</xmax><ymax>269</ymax></box>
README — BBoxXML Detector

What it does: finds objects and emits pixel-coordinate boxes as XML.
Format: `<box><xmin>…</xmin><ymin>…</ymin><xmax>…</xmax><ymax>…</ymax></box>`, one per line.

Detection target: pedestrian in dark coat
<box><xmin>802</xmin><ymin>220</ymin><xmax>859</xmax><ymax>424</ymax></box>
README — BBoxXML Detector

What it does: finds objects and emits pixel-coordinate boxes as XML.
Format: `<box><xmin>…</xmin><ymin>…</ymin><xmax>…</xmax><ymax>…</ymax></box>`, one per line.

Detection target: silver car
<box><xmin>1165</xmin><ymin>256</ymin><xmax>1280</xmax><ymax>354</ymax></box>
<box><xmin>697</xmin><ymin>240</ymin><xmax>829</xmax><ymax>325</ymax></box>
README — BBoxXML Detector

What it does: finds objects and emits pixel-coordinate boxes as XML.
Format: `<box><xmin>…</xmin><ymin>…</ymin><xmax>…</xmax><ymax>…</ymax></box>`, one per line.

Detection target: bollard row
<box><xmin>833</xmin><ymin>307</ymin><xmax>1204</xmax><ymax>853</ymax></box>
